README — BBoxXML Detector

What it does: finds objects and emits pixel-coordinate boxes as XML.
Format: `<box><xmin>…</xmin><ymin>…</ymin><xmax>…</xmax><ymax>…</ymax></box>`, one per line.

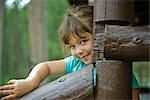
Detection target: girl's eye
<box><xmin>80</xmin><ymin>39</ymin><xmax>88</xmax><ymax>45</ymax></box>
<box><xmin>69</xmin><ymin>45</ymin><xmax>75</xmax><ymax>50</ymax></box>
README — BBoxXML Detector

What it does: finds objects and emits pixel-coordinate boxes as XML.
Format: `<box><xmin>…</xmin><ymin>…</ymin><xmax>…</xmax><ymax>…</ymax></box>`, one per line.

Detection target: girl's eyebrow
<box><xmin>80</xmin><ymin>35</ymin><xmax>87</xmax><ymax>38</ymax></box>
<box><xmin>68</xmin><ymin>36</ymin><xmax>89</xmax><ymax>45</ymax></box>
<box><xmin>80</xmin><ymin>36</ymin><xmax>89</xmax><ymax>40</ymax></box>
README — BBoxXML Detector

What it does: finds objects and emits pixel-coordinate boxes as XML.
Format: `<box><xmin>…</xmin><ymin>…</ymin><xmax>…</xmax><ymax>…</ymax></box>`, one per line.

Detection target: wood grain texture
<box><xmin>94</xmin><ymin>25</ymin><xmax>150</xmax><ymax>61</ymax></box>
<box><xmin>94</xmin><ymin>0</ymin><xmax>134</xmax><ymax>23</ymax></box>
<box><xmin>18</xmin><ymin>65</ymin><xmax>94</xmax><ymax>100</ymax></box>
<box><xmin>95</xmin><ymin>60</ymin><xmax>132</xmax><ymax>100</ymax></box>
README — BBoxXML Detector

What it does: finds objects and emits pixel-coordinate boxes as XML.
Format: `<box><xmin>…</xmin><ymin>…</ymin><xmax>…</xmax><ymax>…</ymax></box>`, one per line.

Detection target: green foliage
<box><xmin>44</xmin><ymin>0</ymin><xmax>68</xmax><ymax>60</ymax></box>
<box><xmin>1</xmin><ymin>0</ymin><xmax>68</xmax><ymax>84</ymax></box>
<box><xmin>2</xmin><ymin>7</ymin><xmax>30</xmax><ymax>84</ymax></box>
<box><xmin>133</xmin><ymin>62</ymin><xmax>150</xmax><ymax>87</ymax></box>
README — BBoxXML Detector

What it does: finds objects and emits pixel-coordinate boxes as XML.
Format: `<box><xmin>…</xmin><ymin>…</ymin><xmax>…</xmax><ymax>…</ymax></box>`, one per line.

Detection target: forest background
<box><xmin>0</xmin><ymin>0</ymin><xmax>149</xmax><ymax>89</ymax></box>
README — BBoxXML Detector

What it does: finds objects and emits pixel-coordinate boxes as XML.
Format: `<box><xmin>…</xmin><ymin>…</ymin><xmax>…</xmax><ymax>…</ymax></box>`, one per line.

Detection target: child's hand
<box><xmin>0</xmin><ymin>79</ymin><xmax>32</xmax><ymax>100</ymax></box>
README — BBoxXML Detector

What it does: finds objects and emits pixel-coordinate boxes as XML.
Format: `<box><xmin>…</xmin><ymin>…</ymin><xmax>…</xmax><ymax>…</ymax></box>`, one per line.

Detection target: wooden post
<box><xmin>95</xmin><ymin>60</ymin><xmax>132</xmax><ymax>99</ymax></box>
<box><xmin>93</xmin><ymin>0</ymin><xmax>134</xmax><ymax>99</ymax></box>
<box><xmin>94</xmin><ymin>0</ymin><xmax>134</xmax><ymax>24</ymax></box>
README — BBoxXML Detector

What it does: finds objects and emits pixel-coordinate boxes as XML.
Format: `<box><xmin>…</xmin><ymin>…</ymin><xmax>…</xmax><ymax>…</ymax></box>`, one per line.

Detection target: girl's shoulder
<box><xmin>63</xmin><ymin>56</ymin><xmax>82</xmax><ymax>67</ymax></box>
<box><xmin>63</xmin><ymin>56</ymin><xmax>86</xmax><ymax>73</ymax></box>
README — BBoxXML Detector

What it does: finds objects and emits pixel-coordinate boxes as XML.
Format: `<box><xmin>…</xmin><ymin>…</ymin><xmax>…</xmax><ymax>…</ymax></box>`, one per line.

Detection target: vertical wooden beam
<box><xmin>94</xmin><ymin>0</ymin><xmax>134</xmax><ymax>24</ymax></box>
<box><xmin>93</xmin><ymin>0</ymin><xmax>134</xmax><ymax>99</ymax></box>
<box><xmin>96</xmin><ymin>60</ymin><xmax>132</xmax><ymax>99</ymax></box>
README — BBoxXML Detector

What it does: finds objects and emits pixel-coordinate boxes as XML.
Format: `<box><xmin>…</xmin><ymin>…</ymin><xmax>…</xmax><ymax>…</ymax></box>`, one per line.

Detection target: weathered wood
<box><xmin>18</xmin><ymin>65</ymin><xmax>94</xmax><ymax>100</ymax></box>
<box><xmin>94</xmin><ymin>0</ymin><xmax>134</xmax><ymax>24</ymax></box>
<box><xmin>94</xmin><ymin>25</ymin><xmax>150</xmax><ymax>61</ymax></box>
<box><xmin>95</xmin><ymin>60</ymin><xmax>132</xmax><ymax>100</ymax></box>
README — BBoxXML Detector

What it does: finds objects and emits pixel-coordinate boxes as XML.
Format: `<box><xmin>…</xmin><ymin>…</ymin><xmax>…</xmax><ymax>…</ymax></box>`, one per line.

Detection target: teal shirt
<box><xmin>132</xmin><ymin>73</ymin><xmax>139</xmax><ymax>88</ymax></box>
<box><xmin>64</xmin><ymin>56</ymin><xmax>86</xmax><ymax>73</ymax></box>
<box><xmin>64</xmin><ymin>56</ymin><xmax>139</xmax><ymax>88</ymax></box>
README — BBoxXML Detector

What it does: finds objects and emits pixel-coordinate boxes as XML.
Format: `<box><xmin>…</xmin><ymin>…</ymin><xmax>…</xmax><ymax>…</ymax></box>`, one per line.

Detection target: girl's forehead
<box><xmin>68</xmin><ymin>37</ymin><xmax>79</xmax><ymax>45</ymax></box>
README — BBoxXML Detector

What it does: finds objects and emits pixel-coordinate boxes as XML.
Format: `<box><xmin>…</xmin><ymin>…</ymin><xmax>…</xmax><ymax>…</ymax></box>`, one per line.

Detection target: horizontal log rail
<box><xmin>94</xmin><ymin>25</ymin><xmax>150</xmax><ymax>61</ymax></box>
<box><xmin>18</xmin><ymin>65</ymin><xmax>94</xmax><ymax>100</ymax></box>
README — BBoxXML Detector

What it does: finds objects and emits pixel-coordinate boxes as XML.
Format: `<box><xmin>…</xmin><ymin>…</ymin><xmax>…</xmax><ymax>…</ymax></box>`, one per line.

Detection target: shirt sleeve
<box><xmin>63</xmin><ymin>56</ymin><xmax>77</xmax><ymax>73</ymax></box>
<box><xmin>132</xmin><ymin>73</ymin><xmax>139</xmax><ymax>88</ymax></box>
<box><xmin>63</xmin><ymin>56</ymin><xmax>86</xmax><ymax>74</ymax></box>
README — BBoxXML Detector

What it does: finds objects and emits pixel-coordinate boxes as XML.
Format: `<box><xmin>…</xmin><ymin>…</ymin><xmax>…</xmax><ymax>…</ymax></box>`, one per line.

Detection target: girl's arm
<box><xmin>0</xmin><ymin>60</ymin><xmax>66</xmax><ymax>100</ymax></box>
<box><xmin>26</xmin><ymin>60</ymin><xmax>66</xmax><ymax>89</ymax></box>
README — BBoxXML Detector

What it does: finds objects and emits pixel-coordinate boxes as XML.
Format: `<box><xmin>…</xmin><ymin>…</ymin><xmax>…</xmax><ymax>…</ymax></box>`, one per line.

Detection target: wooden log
<box><xmin>95</xmin><ymin>60</ymin><xmax>132</xmax><ymax>100</ymax></box>
<box><xmin>18</xmin><ymin>65</ymin><xmax>94</xmax><ymax>100</ymax></box>
<box><xmin>94</xmin><ymin>25</ymin><xmax>150</xmax><ymax>61</ymax></box>
<box><xmin>94</xmin><ymin>0</ymin><xmax>134</xmax><ymax>24</ymax></box>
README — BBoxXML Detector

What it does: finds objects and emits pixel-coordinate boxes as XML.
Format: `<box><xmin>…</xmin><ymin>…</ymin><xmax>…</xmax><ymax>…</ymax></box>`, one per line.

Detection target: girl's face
<box><xmin>68</xmin><ymin>32</ymin><xmax>93</xmax><ymax>64</ymax></box>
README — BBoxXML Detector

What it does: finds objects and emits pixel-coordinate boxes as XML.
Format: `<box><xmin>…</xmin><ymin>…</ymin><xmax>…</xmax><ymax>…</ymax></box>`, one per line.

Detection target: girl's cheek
<box><xmin>71</xmin><ymin>51</ymin><xmax>76</xmax><ymax>56</ymax></box>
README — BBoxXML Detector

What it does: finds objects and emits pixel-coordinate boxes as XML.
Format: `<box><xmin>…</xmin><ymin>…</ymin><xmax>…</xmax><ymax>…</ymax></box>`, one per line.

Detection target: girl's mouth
<box><xmin>81</xmin><ymin>53</ymin><xmax>91</xmax><ymax>61</ymax></box>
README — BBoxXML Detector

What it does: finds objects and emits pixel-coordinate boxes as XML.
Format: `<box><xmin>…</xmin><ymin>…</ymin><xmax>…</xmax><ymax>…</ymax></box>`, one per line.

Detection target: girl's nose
<box><xmin>76</xmin><ymin>47</ymin><xmax>83</xmax><ymax>54</ymax></box>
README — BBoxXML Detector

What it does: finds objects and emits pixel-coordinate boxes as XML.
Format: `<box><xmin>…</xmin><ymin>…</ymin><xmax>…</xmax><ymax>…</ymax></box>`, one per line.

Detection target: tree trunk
<box><xmin>28</xmin><ymin>0</ymin><xmax>48</xmax><ymax>67</ymax></box>
<box><xmin>19</xmin><ymin>65</ymin><xmax>94</xmax><ymax>100</ymax></box>
<box><xmin>0</xmin><ymin>0</ymin><xmax>4</xmax><ymax>82</ymax></box>
<box><xmin>28</xmin><ymin>0</ymin><xmax>49</xmax><ymax>85</ymax></box>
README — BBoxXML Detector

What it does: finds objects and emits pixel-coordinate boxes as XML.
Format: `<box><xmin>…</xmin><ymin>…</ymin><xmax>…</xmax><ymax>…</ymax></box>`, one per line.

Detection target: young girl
<box><xmin>0</xmin><ymin>5</ymin><xmax>93</xmax><ymax>100</ymax></box>
<box><xmin>0</xmin><ymin>5</ymin><xmax>139</xmax><ymax>100</ymax></box>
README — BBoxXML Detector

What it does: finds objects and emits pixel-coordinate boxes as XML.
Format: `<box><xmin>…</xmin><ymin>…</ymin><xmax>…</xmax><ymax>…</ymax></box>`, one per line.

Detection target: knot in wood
<box><xmin>59</xmin><ymin>78</ymin><xmax>66</xmax><ymax>82</ymax></box>
<box><xmin>110</xmin><ymin>42</ymin><xmax>119</xmax><ymax>54</ymax></box>
<box><xmin>111</xmin><ymin>48</ymin><xmax>118</xmax><ymax>54</ymax></box>
<box><xmin>117</xmin><ymin>39</ymin><xmax>122</xmax><ymax>44</ymax></box>
<box><xmin>132</xmin><ymin>37</ymin><xmax>143</xmax><ymax>44</ymax></box>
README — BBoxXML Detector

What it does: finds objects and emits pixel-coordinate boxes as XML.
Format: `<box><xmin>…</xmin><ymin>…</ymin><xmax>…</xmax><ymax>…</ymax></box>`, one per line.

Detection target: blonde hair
<box><xmin>59</xmin><ymin>5</ymin><xmax>93</xmax><ymax>55</ymax></box>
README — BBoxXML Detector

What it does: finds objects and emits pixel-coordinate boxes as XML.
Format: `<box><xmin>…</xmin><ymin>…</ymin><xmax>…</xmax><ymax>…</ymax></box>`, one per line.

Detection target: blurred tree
<box><xmin>42</xmin><ymin>0</ymin><xmax>68</xmax><ymax>82</ymax></box>
<box><xmin>2</xmin><ymin>7</ymin><xmax>30</xmax><ymax>84</ymax></box>
<box><xmin>1</xmin><ymin>0</ymin><xmax>68</xmax><ymax>84</ymax></box>
<box><xmin>44</xmin><ymin>0</ymin><xmax>68</xmax><ymax>60</ymax></box>
<box><xmin>0</xmin><ymin>0</ymin><xmax>4</xmax><ymax>84</ymax></box>
<box><xmin>28</xmin><ymin>0</ymin><xmax>48</xmax><ymax>68</ymax></box>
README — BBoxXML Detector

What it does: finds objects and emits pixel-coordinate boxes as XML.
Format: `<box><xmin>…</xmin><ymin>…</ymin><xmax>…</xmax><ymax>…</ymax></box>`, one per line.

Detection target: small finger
<box><xmin>0</xmin><ymin>85</ymin><xmax>14</xmax><ymax>90</ymax></box>
<box><xmin>0</xmin><ymin>90</ymin><xmax>14</xmax><ymax>95</ymax></box>
<box><xmin>7</xmin><ymin>80</ymin><xmax>16</xmax><ymax>84</ymax></box>
<box><xmin>1</xmin><ymin>94</ymin><xmax>16</xmax><ymax>100</ymax></box>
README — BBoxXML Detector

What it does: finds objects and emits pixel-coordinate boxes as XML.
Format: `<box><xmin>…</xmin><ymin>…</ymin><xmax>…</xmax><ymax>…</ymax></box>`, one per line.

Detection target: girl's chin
<box><xmin>82</xmin><ymin>59</ymin><xmax>92</xmax><ymax>64</ymax></box>
<box><xmin>84</xmin><ymin>61</ymin><xmax>91</xmax><ymax>65</ymax></box>
<box><xmin>82</xmin><ymin>55</ymin><xmax>92</xmax><ymax>64</ymax></box>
